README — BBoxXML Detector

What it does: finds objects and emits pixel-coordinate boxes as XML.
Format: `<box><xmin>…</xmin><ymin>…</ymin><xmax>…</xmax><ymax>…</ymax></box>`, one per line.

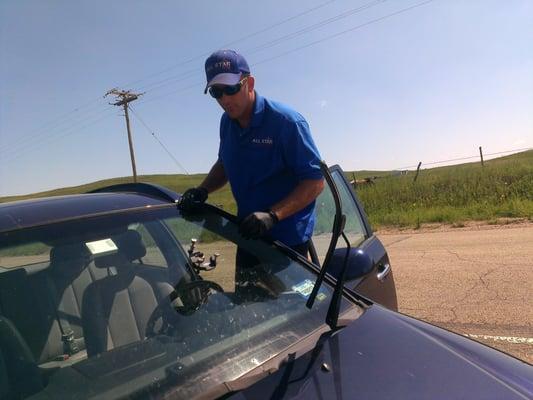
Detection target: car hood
<box><xmin>231</xmin><ymin>305</ymin><xmax>533</xmax><ymax>400</ymax></box>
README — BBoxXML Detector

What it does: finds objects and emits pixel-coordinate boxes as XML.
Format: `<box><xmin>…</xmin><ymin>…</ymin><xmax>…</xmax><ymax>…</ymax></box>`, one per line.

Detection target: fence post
<box><xmin>413</xmin><ymin>162</ymin><xmax>422</xmax><ymax>182</ymax></box>
<box><xmin>479</xmin><ymin>146</ymin><xmax>484</xmax><ymax>167</ymax></box>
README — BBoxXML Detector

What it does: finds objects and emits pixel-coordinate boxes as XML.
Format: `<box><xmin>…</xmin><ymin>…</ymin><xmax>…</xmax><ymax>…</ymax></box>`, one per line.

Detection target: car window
<box><xmin>331</xmin><ymin>169</ymin><xmax>368</xmax><ymax>247</ymax></box>
<box><xmin>0</xmin><ymin>206</ymin><xmax>360</xmax><ymax>400</ymax></box>
<box><xmin>312</xmin><ymin>168</ymin><xmax>368</xmax><ymax>266</ymax></box>
<box><xmin>129</xmin><ymin>222</ymin><xmax>168</xmax><ymax>268</ymax></box>
<box><xmin>0</xmin><ymin>241</ymin><xmax>50</xmax><ymax>270</ymax></box>
<box><xmin>312</xmin><ymin>184</ymin><xmax>336</xmax><ymax>265</ymax></box>
<box><xmin>164</xmin><ymin>217</ymin><xmax>238</xmax><ymax>292</ymax></box>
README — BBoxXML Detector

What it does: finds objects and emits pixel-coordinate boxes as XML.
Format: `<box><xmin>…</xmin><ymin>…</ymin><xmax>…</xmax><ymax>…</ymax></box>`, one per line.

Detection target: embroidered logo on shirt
<box><xmin>251</xmin><ymin>137</ymin><xmax>273</xmax><ymax>146</ymax></box>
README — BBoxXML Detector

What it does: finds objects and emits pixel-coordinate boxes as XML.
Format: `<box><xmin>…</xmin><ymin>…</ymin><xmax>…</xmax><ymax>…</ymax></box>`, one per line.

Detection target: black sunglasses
<box><xmin>208</xmin><ymin>77</ymin><xmax>248</xmax><ymax>99</ymax></box>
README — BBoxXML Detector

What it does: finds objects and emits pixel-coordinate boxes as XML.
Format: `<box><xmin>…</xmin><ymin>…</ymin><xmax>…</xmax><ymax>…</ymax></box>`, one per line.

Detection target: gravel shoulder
<box><xmin>376</xmin><ymin>221</ymin><xmax>533</xmax><ymax>364</ymax></box>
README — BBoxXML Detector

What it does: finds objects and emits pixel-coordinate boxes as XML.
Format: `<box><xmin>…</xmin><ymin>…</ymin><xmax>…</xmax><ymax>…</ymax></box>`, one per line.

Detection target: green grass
<box><xmin>350</xmin><ymin>150</ymin><xmax>533</xmax><ymax>228</ymax></box>
<box><xmin>2</xmin><ymin>150</ymin><xmax>532</xmax><ymax>230</ymax></box>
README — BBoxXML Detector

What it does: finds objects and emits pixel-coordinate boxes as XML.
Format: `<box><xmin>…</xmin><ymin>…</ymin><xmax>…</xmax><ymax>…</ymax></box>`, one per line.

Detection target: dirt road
<box><xmin>377</xmin><ymin>223</ymin><xmax>533</xmax><ymax>364</ymax></box>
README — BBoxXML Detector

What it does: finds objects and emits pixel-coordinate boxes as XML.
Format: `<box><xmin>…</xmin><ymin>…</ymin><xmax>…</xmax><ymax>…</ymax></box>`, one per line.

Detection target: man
<box><xmin>180</xmin><ymin>49</ymin><xmax>324</xmax><ymax>257</ymax></box>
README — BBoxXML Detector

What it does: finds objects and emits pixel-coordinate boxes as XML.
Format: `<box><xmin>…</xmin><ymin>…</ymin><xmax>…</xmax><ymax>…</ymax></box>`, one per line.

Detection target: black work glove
<box><xmin>239</xmin><ymin>211</ymin><xmax>278</xmax><ymax>239</ymax></box>
<box><xmin>178</xmin><ymin>187</ymin><xmax>208</xmax><ymax>213</ymax></box>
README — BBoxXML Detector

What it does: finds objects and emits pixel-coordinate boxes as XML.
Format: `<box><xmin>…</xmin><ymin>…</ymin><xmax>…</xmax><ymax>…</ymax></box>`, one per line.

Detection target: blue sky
<box><xmin>1</xmin><ymin>0</ymin><xmax>532</xmax><ymax>196</ymax></box>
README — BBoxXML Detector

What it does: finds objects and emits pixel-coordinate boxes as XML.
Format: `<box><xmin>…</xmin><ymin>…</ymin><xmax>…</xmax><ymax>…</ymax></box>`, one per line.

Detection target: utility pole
<box><xmin>105</xmin><ymin>89</ymin><xmax>143</xmax><ymax>182</ymax></box>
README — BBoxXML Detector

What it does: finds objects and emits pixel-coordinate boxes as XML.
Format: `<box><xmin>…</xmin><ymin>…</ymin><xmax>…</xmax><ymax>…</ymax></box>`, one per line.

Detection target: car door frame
<box><xmin>310</xmin><ymin>164</ymin><xmax>398</xmax><ymax>310</ymax></box>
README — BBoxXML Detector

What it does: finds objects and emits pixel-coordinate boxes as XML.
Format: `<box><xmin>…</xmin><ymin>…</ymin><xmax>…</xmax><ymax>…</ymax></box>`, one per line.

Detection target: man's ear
<box><xmin>246</xmin><ymin>76</ymin><xmax>255</xmax><ymax>93</ymax></box>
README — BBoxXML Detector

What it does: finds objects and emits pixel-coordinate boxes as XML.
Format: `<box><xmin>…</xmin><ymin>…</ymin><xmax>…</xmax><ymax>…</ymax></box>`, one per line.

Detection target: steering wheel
<box><xmin>145</xmin><ymin>280</ymin><xmax>224</xmax><ymax>338</ymax></box>
<box><xmin>171</xmin><ymin>280</ymin><xmax>225</xmax><ymax>314</ymax></box>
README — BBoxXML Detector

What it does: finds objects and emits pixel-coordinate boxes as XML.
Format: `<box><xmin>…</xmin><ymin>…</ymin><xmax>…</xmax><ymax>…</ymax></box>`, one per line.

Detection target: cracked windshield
<box><xmin>0</xmin><ymin>206</ymin><xmax>356</xmax><ymax>399</ymax></box>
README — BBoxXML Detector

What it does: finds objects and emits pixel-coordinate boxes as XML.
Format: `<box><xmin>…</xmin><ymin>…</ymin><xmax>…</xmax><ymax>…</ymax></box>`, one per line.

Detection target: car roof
<box><xmin>0</xmin><ymin>184</ymin><xmax>180</xmax><ymax>233</ymax></box>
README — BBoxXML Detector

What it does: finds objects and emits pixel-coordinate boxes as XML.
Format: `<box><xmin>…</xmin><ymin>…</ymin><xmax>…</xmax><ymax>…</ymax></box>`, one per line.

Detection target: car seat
<box><xmin>0</xmin><ymin>316</ymin><xmax>43</xmax><ymax>399</ymax></box>
<box><xmin>81</xmin><ymin>230</ymin><xmax>174</xmax><ymax>357</ymax></box>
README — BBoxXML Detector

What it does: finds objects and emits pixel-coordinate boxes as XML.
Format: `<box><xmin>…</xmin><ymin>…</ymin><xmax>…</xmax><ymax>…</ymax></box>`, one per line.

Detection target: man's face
<box><xmin>215</xmin><ymin>75</ymin><xmax>255</xmax><ymax>121</ymax></box>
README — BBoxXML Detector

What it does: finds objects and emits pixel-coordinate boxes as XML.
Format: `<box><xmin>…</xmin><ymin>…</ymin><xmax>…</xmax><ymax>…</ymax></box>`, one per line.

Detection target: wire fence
<box><xmin>350</xmin><ymin>146</ymin><xmax>533</xmax><ymax>187</ymax></box>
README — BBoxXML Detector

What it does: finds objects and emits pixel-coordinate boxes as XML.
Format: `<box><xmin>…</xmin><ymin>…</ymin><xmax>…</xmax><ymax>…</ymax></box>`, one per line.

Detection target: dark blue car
<box><xmin>0</xmin><ymin>164</ymin><xmax>531</xmax><ymax>399</ymax></box>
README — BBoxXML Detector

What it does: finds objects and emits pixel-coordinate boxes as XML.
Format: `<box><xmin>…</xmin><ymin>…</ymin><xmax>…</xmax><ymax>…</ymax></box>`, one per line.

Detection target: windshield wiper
<box><xmin>306</xmin><ymin>161</ymin><xmax>351</xmax><ymax>330</ymax></box>
<box><xmin>325</xmin><ymin>231</ymin><xmax>352</xmax><ymax>329</ymax></box>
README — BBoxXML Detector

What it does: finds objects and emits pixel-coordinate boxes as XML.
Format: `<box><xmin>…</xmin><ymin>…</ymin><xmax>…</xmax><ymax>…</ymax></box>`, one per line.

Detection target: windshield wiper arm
<box><xmin>325</xmin><ymin>231</ymin><xmax>351</xmax><ymax>329</ymax></box>
<box><xmin>306</xmin><ymin>162</ymin><xmax>345</xmax><ymax>312</ymax></box>
<box><xmin>306</xmin><ymin>162</ymin><xmax>354</xmax><ymax>330</ymax></box>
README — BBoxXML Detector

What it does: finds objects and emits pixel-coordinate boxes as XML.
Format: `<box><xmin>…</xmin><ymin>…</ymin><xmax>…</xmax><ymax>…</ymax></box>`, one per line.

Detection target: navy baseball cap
<box><xmin>204</xmin><ymin>50</ymin><xmax>250</xmax><ymax>93</ymax></box>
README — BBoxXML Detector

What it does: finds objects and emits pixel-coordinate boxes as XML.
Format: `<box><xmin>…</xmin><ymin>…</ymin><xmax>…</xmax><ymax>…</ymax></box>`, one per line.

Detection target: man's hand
<box><xmin>178</xmin><ymin>187</ymin><xmax>208</xmax><ymax>212</ymax></box>
<box><xmin>239</xmin><ymin>211</ymin><xmax>278</xmax><ymax>239</ymax></box>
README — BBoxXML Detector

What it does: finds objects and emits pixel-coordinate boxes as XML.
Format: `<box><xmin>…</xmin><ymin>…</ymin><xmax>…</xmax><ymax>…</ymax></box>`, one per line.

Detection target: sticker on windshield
<box><xmin>292</xmin><ymin>279</ymin><xmax>315</xmax><ymax>298</ymax></box>
<box><xmin>85</xmin><ymin>239</ymin><xmax>118</xmax><ymax>255</ymax></box>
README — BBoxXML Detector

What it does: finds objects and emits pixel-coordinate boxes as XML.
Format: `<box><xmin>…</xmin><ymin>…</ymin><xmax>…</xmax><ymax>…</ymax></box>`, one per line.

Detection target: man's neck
<box><xmin>237</xmin><ymin>91</ymin><xmax>256</xmax><ymax>129</ymax></box>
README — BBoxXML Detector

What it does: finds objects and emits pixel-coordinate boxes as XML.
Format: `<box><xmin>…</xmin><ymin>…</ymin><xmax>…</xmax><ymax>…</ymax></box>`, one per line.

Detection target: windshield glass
<box><xmin>0</xmin><ymin>205</ymin><xmax>359</xmax><ymax>399</ymax></box>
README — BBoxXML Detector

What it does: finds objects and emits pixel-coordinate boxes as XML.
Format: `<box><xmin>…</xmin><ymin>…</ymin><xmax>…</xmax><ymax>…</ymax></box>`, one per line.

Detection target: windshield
<box><xmin>0</xmin><ymin>205</ymin><xmax>359</xmax><ymax>399</ymax></box>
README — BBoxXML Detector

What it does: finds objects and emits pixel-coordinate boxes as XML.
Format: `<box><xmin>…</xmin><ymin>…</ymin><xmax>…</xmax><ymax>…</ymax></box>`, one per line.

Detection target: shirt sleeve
<box><xmin>281</xmin><ymin>119</ymin><xmax>323</xmax><ymax>181</ymax></box>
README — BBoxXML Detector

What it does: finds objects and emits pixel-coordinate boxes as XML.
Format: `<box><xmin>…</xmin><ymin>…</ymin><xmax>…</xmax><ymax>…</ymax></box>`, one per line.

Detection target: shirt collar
<box><xmin>232</xmin><ymin>92</ymin><xmax>265</xmax><ymax>137</ymax></box>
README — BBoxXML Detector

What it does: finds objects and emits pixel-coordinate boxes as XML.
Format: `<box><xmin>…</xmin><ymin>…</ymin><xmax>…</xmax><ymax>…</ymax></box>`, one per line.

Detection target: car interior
<box><xmin>0</xmin><ymin>228</ymin><xmax>179</xmax><ymax>399</ymax></box>
<box><xmin>0</xmin><ymin>208</ymin><xmax>340</xmax><ymax>399</ymax></box>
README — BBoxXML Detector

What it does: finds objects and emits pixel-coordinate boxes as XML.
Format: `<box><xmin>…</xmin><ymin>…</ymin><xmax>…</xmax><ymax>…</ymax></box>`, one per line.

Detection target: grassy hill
<box><xmin>2</xmin><ymin>150</ymin><xmax>532</xmax><ymax>229</ymax></box>
<box><xmin>351</xmin><ymin>150</ymin><xmax>533</xmax><ymax>228</ymax></box>
<box><xmin>0</xmin><ymin>173</ymin><xmax>239</xmax><ymax>215</ymax></box>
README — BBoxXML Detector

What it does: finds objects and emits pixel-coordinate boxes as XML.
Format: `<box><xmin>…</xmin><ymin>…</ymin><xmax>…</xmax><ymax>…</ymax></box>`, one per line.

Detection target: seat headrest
<box><xmin>114</xmin><ymin>230</ymin><xmax>146</xmax><ymax>261</ymax></box>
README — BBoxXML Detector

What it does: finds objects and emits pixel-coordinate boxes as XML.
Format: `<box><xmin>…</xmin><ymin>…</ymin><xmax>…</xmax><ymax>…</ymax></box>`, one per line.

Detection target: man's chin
<box><xmin>226</xmin><ymin>110</ymin><xmax>240</xmax><ymax>120</ymax></box>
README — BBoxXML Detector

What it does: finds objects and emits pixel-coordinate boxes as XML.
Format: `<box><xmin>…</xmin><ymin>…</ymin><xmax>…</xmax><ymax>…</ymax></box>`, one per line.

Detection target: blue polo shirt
<box><xmin>218</xmin><ymin>93</ymin><xmax>322</xmax><ymax>246</ymax></box>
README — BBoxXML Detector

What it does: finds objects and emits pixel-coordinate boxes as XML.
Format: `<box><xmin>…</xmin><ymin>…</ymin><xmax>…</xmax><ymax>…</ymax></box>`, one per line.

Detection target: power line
<box><xmin>3</xmin><ymin>1</ymin><xmax>339</xmax><ymax>156</ymax></box>
<box><xmin>123</xmin><ymin>0</ymin><xmax>337</xmax><ymax>91</ymax></box>
<box><xmin>128</xmin><ymin>105</ymin><xmax>190</xmax><ymax>174</ymax></box>
<box><xmin>0</xmin><ymin>100</ymin><xmax>108</xmax><ymax>154</ymax></box>
<box><xmin>136</xmin><ymin>0</ymin><xmax>436</xmax><ymax>104</ymax></box>
<box><xmin>136</xmin><ymin>81</ymin><xmax>202</xmax><ymax>106</ymax></box>
<box><xmin>18</xmin><ymin>97</ymin><xmax>103</xmax><ymax>136</ymax></box>
<box><xmin>245</xmin><ymin>0</ymin><xmax>387</xmax><ymax>55</ymax></box>
<box><xmin>4</xmin><ymin>1</ymin><xmax>434</xmax><ymax>160</ymax></box>
<box><xmin>0</xmin><ymin>110</ymin><xmax>117</xmax><ymax>164</ymax></box>
<box><xmin>252</xmin><ymin>0</ymin><xmax>435</xmax><ymax>67</ymax></box>
<box><xmin>136</xmin><ymin>69</ymin><xmax>199</xmax><ymax>94</ymax></box>
<box><xmin>134</xmin><ymin>0</ymin><xmax>387</xmax><ymax>95</ymax></box>
<box><xmin>0</xmin><ymin>106</ymin><xmax>114</xmax><ymax>158</ymax></box>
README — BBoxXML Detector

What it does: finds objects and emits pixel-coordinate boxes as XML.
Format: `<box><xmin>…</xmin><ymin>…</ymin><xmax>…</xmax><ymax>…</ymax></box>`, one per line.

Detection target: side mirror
<box><xmin>326</xmin><ymin>247</ymin><xmax>373</xmax><ymax>281</ymax></box>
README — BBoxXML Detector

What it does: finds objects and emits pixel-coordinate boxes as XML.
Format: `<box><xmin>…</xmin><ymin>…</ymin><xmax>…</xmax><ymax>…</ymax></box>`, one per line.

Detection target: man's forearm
<box><xmin>199</xmin><ymin>160</ymin><xmax>228</xmax><ymax>194</ymax></box>
<box><xmin>270</xmin><ymin>179</ymin><xmax>324</xmax><ymax>221</ymax></box>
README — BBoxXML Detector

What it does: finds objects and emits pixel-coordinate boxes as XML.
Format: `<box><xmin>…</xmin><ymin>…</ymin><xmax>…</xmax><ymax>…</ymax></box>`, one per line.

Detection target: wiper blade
<box><xmin>325</xmin><ymin>231</ymin><xmax>351</xmax><ymax>329</ymax></box>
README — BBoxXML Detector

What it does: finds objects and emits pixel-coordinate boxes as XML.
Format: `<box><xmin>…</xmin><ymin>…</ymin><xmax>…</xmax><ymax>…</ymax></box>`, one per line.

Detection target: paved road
<box><xmin>377</xmin><ymin>223</ymin><xmax>533</xmax><ymax>364</ymax></box>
